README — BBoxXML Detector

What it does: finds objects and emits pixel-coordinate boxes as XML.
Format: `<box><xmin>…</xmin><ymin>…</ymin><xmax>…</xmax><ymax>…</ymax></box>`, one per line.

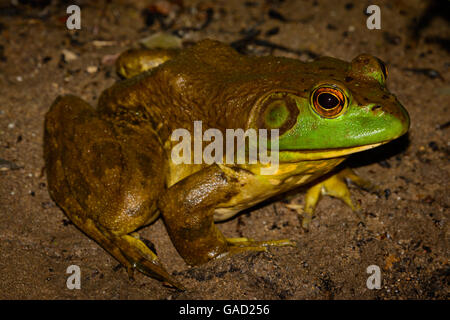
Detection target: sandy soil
<box><xmin>0</xmin><ymin>0</ymin><xmax>448</xmax><ymax>299</ymax></box>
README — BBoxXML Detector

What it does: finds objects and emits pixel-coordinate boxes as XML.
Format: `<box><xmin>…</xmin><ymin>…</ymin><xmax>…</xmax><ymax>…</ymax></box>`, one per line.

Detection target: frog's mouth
<box><xmin>278</xmin><ymin>141</ymin><xmax>386</xmax><ymax>162</ymax></box>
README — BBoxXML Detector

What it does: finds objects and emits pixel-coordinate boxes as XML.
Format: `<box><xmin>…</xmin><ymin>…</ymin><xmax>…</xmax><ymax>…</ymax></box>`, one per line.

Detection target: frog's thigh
<box><xmin>46</xmin><ymin>95</ymin><xmax>162</xmax><ymax>231</ymax></box>
<box><xmin>45</xmin><ymin>96</ymin><xmax>136</xmax><ymax>268</ymax></box>
<box><xmin>45</xmin><ymin>96</ymin><xmax>183</xmax><ymax>289</ymax></box>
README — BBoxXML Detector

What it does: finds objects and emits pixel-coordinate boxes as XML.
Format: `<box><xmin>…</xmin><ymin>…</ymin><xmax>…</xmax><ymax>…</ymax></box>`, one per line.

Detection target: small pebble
<box><xmin>101</xmin><ymin>53</ymin><xmax>120</xmax><ymax>66</ymax></box>
<box><xmin>345</xmin><ymin>2</ymin><xmax>354</xmax><ymax>10</ymax></box>
<box><xmin>0</xmin><ymin>158</ymin><xmax>22</xmax><ymax>171</ymax></box>
<box><xmin>61</xmin><ymin>49</ymin><xmax>78</xmax><ymax>62</ymax></box>
<box><xmin>86</xmin><ymin>66</ymin><xmax>98</xmax><ymax>74</ymax></box>
<box><xmin>428</xmin><ymin>141</ymin><xmax>439</xmax><ymax>151</ymax></box>
<box><xmin>92</xmin><ymin>40</ymin><xmax>115</xmax><ymax>48</ymax></box>
<box><xmin>379</xmin><ymin>160</ymin><xmax>391</xmax><ymax>168</ymax></box>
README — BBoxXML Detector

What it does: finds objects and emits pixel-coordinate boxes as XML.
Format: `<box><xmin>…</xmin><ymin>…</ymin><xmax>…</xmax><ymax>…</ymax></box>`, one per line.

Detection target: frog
<box><xmin>44</xmin><ymin>39</ymin><xmax>409</xmax><ymax>290</ymax></box>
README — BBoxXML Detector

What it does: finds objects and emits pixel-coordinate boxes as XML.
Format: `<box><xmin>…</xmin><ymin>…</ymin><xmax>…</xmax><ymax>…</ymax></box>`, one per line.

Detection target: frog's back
<box><xmin>96</xmin><ymin>40</ymin><xmax>317</xmax><ymax>140</ymax></box>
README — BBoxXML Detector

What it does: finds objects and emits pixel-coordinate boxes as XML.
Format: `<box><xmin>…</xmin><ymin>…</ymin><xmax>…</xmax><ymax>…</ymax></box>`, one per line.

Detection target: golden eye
<box><xmin>311</xmin><ymin>86</ymin><xmax>347</xmax><ymax>118</ymax></box>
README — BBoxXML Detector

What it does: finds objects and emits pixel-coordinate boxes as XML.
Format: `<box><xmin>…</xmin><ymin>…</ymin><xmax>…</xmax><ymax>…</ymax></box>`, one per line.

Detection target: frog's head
<box><xmin>247</xmin><ymin>54</ymin><xmax>410</xmax><ymax>161</ymax></box>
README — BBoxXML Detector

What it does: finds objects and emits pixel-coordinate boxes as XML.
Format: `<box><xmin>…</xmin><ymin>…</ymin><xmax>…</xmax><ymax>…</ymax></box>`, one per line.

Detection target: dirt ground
<box><xmin>0</xmin><ymin>0</ymin><xmax>448</xmax><ymax>300</ymax></box>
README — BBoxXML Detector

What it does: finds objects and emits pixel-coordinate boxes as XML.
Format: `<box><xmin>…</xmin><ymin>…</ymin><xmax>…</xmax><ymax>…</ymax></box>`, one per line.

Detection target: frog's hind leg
<box><xmin>62</xmin><ymin>212</ymin><xmax>185</xmax><ymax>290</ymax></box>
<box><xmin>44</xmin><ymin>95</ymin><xmax>184</xmax><ymax>290</ymax></box>
<box><xmin>59</xmin><ymin>208</ymin><xmax>184</xmax><ymax>290</ymax></box>
<box><xmin>109</xmin><ymin>232</ymin><xmax>185</xmax><ymax>290</ymax></box>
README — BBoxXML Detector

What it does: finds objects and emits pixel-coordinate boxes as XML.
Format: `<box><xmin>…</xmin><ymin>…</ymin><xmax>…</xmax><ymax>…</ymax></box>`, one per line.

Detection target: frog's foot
<box><xmin>289</xmin><ymin>168</ymin><xmax>378</xmax><ymax>229</ymax></box>
<box><xmin>113</xmin><ymin>233</ymin><xmax>185</xmax><ymax>290</ymax></box>
<box><xmin>214</xmin><ymin>237</ymin><xmax>296</xmax><ymax>259</ymax></box>
<box><xmin>73</xmin><ymin>218</ymin><xmax>184</xmax><ymax>290</ymax></box>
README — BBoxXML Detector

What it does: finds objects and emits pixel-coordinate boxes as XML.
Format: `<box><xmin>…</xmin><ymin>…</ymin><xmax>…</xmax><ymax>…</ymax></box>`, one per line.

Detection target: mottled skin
<box><xmin>44</xmin><ymin>39</ymin><xmax>409</xmax><ymax>289</ymax></box>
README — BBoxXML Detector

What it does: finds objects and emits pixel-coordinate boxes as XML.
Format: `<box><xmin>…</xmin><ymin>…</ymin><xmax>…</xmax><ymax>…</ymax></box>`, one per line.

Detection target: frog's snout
<box><xmin>380</xmin><ymin>99</ymin><xmax>410</xmax><ymax>140</ymax></box>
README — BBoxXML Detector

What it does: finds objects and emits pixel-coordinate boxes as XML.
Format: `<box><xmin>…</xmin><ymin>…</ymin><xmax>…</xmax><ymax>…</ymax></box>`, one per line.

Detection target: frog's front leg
<box><xmin>289</xmin><ymin>168</ymin><xmax>379</xmax><ymax>229</ymax></box>
<box><xmin>159</xmin><ymin>165</ymin><xmax>295</xmax><ymax>266</ymax></box>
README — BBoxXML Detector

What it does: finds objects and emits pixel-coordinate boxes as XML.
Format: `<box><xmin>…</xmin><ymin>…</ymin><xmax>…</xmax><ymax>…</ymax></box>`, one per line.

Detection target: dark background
<box><xmin>0</xmin><ymin>0</ymin><xmax>448</xmax><ymax>299</ymax></box>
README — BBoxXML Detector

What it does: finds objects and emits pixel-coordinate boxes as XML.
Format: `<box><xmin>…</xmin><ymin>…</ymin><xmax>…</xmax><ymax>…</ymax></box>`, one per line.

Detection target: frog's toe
<box><xmin>284</xmin><ymin>202</ymin><xmax>311</xmax><ymax>230</ymax></box>
<box><xmin>227</xmin><ymin>237</ymin><xmax>296</xmax><ymax>248</ymax></box>
<box><xmin>288</xmin><ymin>168</ymin><xmax>376</xmax><ymax>228</ymax></box>
<box><xmin>322</xmin><ymin>173</ymin><xmax>359</xmax><ymax>211</ymax></box>
<box><xmin>220</xmin><ymin>237</ymin><xmax>296</xmax><ymax>258</ymax></box>
<box><xmin>340</xmin><ymin>167</ymin><xmax>381</xmax><ymax>195</ymax></box>
<box><xmin>116</xmin><ymin>234</ymin><xmax>185</xmax><ymax>290</ymax></box>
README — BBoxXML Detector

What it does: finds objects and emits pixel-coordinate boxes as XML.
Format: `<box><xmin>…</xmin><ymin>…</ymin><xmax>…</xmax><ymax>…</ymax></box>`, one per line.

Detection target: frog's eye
<box><xmin>258</xmin><ymin>93</ymin><xmax>299</xmax><ymax>135</ymax></box>
<box><xmin>311</xmin><ymin>86</ymin><xmax>347</xmax><ymax>118</ymax></box>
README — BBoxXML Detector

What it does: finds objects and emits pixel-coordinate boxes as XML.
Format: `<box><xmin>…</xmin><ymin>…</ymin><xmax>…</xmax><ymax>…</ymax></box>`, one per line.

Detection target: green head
<box><xmin>248</xmin><ymin>54</ymin><xmax>410</xmax><ymax>161</ymax></box>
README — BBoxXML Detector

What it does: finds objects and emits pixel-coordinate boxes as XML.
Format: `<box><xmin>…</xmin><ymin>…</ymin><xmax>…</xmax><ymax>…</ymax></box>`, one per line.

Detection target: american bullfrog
<box><xmin>44</xmin><ymin>39</ymin><xmax>409</xmax><ymax>289</ymax></box>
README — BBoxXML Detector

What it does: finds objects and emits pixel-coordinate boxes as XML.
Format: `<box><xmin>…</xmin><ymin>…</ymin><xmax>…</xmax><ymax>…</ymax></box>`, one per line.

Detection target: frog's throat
<box><xmin>278</xmin><ymin>142</ymin><xmax>385</xmax><ymax>162</ymax></box>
